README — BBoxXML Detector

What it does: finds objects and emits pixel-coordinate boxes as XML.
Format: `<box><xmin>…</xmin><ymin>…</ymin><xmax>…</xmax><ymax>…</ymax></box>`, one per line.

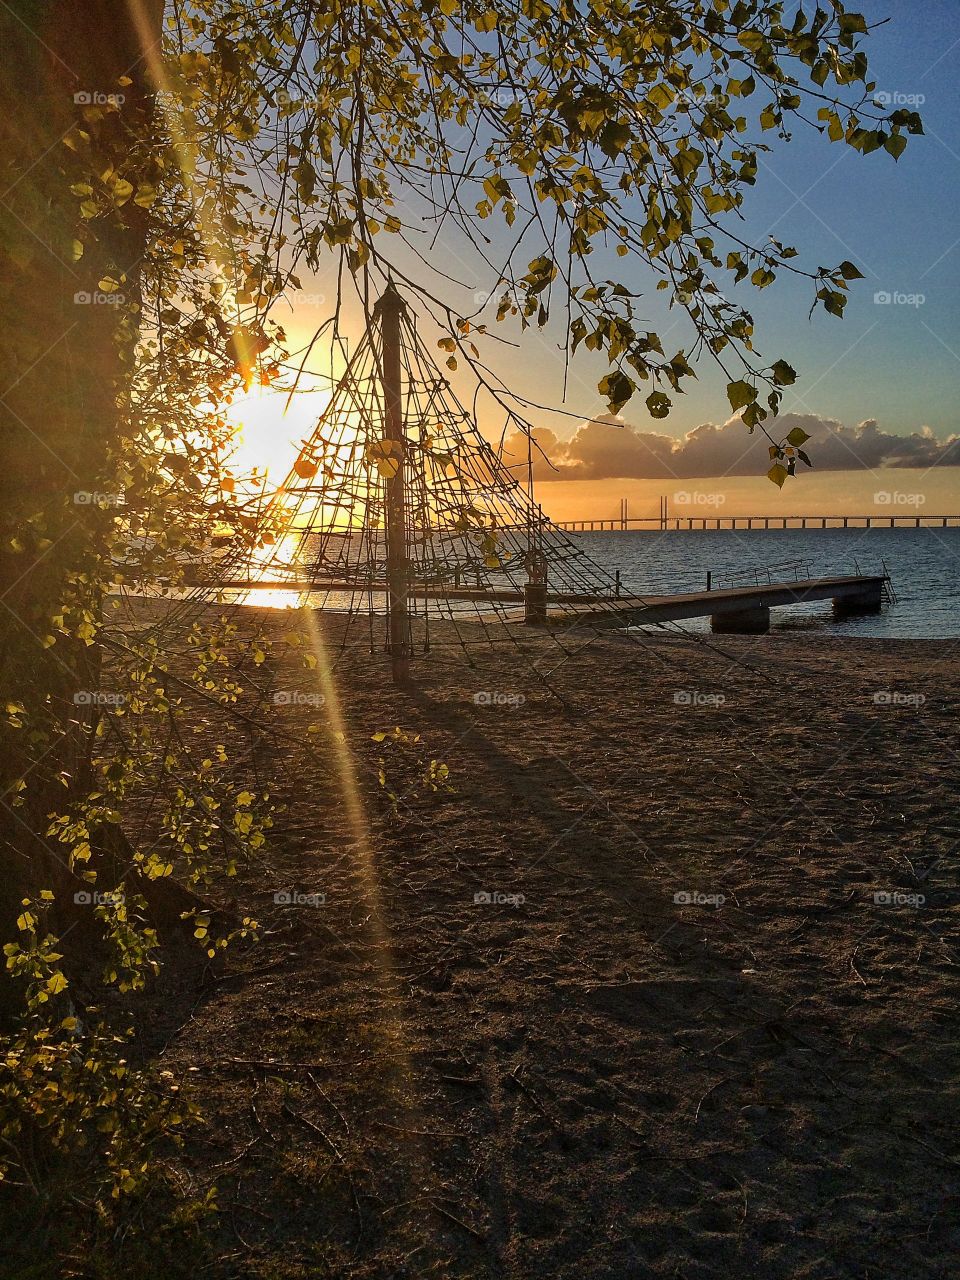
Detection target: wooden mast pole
<box><xmin>378</xmin><ymin>282</ymin><xmax>411</xmax><ymax>683</ymax></box>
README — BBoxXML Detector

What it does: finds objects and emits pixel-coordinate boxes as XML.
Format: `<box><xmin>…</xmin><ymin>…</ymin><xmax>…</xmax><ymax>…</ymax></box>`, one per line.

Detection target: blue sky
<box><xmin>503</xmin><ymin>0</ymin><xmax>960</xmax><ymax>443</ymax></box>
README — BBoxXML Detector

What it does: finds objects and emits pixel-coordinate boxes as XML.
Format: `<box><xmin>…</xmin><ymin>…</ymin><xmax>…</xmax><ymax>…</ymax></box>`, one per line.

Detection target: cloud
<box><xmin>501</xmin><ymin>413</ymin><xmax>960</xmax><ymax>481</ymax></box>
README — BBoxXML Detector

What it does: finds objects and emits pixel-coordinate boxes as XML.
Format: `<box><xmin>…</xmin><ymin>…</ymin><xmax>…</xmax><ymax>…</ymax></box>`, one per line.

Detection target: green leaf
<box><xmin>885</xmin><ymin>134</ymin><xmax>907</xmax><ymax>161</ymax></box>
<box><xmin>771</xmin><ymin>360</ymin><xmax>797</xmax><ymax>386</ymax></box>
<box><xmin>767</xmin><ymin>463</ymin><xmax>789</xmax><ymax>488</ymax></box>
<box><xmin>838</xmin><ymin>260</ymin><xmax>864</xmax><ymax>281</ymax></box>
<box><xmin>598</xmin><ymin>369</ymin><xmax>635</xmax><ymax>413</ymax></box>
<box><xmin>646</xmin><ymin>391</ymin><xmax>672</xmax><ymax>419</ymax></box>
<box><xmin>786</xmin><ymin>427</ymin><xmax>811</xmax><ymax>446</ymax></box>
<box><xmin>726</xmin><ymin>380</ymin><xmax>757</xmax><ymax>412</ymax></box>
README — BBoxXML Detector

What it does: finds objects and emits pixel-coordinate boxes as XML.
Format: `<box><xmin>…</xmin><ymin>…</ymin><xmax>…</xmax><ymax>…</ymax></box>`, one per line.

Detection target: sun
<box><xmin>223</xmin><ymin>379</ymin><xmax>330</xmax><ymax>488</ymax></box>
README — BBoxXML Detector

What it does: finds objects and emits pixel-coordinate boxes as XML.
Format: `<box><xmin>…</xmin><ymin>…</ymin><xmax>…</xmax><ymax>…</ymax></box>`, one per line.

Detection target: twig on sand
<box><xmin>694</xmin><ymin>1078</ymin><xmax>729</xmax><ymax>1123</ymax></box>
<box><xmin>282</xmin><ymin>1100</ymin><xmax>365</xmax><ymax>1238</ymax></box>
<box><xmin>307</xmin><ymin>1070</ymin><xmax>351</xmax><ymax>1133</ymax></box>
<box><xmin>506</xmin><ymin>1066</ymin><xmax>564</xmax><ymax>1136</ymax></box>
<box><xmin>282</xmin><ymin>1100</ymin><xmax>345</xmax><ymax>1162</ymax></box>
<box><xmin>428</xmin><ymin>1199</ymin><xmax>486</xmax><ymax>1241</ymax></box>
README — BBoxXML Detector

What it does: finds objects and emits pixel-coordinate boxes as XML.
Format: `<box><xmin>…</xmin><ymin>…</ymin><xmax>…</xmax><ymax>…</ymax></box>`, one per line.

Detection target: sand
<box><xmin>66</xmin><ymin>609</ymin><xmax>960</xmax><ymax>1275</ymax></box>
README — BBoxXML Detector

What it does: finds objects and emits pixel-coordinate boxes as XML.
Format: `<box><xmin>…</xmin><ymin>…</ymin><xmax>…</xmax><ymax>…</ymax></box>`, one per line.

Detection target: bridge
<box><xmin>556</xmin><ymin>514</ymin><xmax>960</xmax><ymax>532</ymax></box>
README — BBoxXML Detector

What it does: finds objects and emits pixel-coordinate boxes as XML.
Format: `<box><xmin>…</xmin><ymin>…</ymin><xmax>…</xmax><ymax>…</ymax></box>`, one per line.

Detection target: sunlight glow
<box><xmin>224</xmin><ymin>381</ymin><xmax>330</xmax><ymax>488</ymax></box>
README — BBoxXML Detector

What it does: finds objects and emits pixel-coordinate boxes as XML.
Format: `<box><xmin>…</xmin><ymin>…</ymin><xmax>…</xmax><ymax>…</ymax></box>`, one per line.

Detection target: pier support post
<box><xmin>710</xmin><ymin>605</ymin><xmax>771</xmax><ymax>634</ymax></box>
<box><xmin>833</xmin><ymin>583</ymin><xmax>883</xmax><ymax>616</ymax></box>
<box><xmin>524</xmin><ymin>581</ymin><xmax>548</xmax><ymax>626</ymax></box>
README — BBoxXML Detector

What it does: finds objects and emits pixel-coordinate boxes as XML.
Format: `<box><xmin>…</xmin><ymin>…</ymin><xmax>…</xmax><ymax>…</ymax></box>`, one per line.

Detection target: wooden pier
<box><xmin>217</xmin><ymin>572</ymin><xmax>890</xmax><ymax>635</ymax></box>
<box><xmin>542</xmin><ymin>574</ymin><xmax>889</xmax><ymax>634</ymax></box>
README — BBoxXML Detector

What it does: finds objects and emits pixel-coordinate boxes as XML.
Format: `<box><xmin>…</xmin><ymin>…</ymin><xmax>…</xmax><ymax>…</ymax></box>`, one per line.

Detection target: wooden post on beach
<box><xmin>378</xmin><ymin>282</ymin><xmax>412</xmax><ymax>684</ymax></box>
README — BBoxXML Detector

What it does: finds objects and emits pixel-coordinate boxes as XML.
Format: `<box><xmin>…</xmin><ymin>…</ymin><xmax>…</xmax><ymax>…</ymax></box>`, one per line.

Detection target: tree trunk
<box><xmin>0</xmin><ymin>1</ymin><xmax>164</xmax><ymax>963</ymax></box>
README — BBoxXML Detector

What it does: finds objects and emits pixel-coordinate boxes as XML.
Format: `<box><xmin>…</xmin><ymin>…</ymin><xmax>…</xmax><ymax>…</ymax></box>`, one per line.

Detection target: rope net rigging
<box><xmin>209</xmin><ymin>283</ymin><xmax>653</xmax><ymax>678</ymax></box>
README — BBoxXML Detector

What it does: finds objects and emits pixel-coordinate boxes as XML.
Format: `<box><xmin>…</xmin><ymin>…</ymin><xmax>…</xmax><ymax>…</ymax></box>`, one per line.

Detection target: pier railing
<box><xmin>712</xmin><ymin>558</ymin><xmax>815</xmax><ymax>590</ymax></box>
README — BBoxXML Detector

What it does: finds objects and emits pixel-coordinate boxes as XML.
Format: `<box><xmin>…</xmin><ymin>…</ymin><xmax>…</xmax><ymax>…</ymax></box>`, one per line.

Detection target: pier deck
<box><xmin>211</xmin><ymin>572</ymin><xmax>889</xmax><ymax>634</ymax></box>
<box><xmin>539</xmin><ymin>574</ymin><xmax>889</xmax><ymax>633</ymax></box>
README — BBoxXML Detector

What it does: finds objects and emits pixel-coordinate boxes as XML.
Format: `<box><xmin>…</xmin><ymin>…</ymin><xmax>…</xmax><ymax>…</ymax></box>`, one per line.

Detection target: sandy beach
<box><xmin>36</xmin><ymin>607</ymin><xmax>960</xmax><ymax>1278</ymax></box>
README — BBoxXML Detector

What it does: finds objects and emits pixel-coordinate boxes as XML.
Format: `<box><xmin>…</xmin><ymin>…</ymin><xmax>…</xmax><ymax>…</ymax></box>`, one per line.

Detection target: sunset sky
<box><xmin>246</xmin><ymin>0</ymin><xmax>959</xmax><ymax>520</ymax></box>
